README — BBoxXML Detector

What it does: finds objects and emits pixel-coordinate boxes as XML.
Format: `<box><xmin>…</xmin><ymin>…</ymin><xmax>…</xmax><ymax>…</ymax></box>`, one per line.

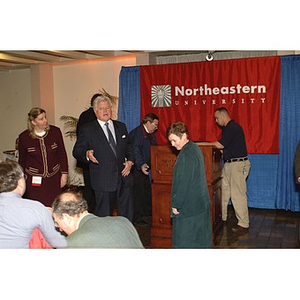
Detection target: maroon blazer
<box><xmin>18</xmin><ymin>125</ymin><xmax>68</xmax><ymax>178</ymax></box>
<box><xmin>18</xmin><ymin>125</ymin><xmax>68</xmax><ymax>206</ymax></box>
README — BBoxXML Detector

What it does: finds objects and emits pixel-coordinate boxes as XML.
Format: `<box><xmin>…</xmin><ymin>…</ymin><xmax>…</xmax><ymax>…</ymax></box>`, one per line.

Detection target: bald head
<box><xmin>52</xmin><ymin>191</ymin><xmax>88</xmax><ymax>218</ymax></box>
<box><xmin>52</xmin><ymin>191</ymin><xmax>89</xmax><ymax>235</ymax></box>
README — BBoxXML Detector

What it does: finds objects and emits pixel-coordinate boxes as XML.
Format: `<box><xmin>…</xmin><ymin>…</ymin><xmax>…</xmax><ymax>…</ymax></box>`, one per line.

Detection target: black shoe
<box><xmin>232</xmin><ymin>225</ymin><xmax>249</xmax><ymax>233</ymax></box>
<box><xmin>134</xmin><ymin>220</ymin><xmax>148</xmax><ymax>227</ymax></box>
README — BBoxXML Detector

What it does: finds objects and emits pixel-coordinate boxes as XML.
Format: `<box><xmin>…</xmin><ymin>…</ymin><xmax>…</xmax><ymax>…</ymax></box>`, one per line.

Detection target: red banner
<box><xmin>140</xmin><ymin>56</ymin><xmax>281</xmax><ymax>153</ymax></box>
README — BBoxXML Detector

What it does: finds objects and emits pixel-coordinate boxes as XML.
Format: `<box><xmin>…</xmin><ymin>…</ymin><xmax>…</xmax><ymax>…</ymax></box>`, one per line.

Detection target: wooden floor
<box><xmin>135</xmin><ymin>205</ymin><xmax>300</xmax><ymax>249</ymax></box>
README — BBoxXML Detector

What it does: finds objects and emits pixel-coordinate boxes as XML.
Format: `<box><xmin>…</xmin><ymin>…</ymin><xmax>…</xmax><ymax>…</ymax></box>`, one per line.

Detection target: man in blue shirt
<box><xmin>0</xmin><ymin>160</ymin><xmax>67</xmax><ymax>248</ymax></box>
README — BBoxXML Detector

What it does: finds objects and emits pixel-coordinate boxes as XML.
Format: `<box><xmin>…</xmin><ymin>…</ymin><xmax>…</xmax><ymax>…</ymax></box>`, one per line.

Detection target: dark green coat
<box><xmin>171</xmin><ymin>141</ymin><xmax>212</xmax><ymax>248</ymax></box>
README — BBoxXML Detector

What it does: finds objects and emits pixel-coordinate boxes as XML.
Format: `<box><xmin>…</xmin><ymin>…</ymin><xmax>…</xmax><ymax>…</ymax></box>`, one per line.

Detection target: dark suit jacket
<box><xmin>129</xmin><ymin>124</ymin><xmax>157</xmax><ymax>170</ymax></box>
<box><xmin>73</xmin><ymin>119</ymin><xmax>134</xmax><ymax>192</ymax></box>
<box><xmin>76</xmin><ymin>107</ymin><xmax>97</xmax><ymax>169</ymax></box>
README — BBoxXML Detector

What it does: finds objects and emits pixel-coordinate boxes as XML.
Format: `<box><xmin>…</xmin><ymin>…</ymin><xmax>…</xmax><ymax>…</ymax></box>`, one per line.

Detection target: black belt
<box><xmin>225</xmin><ymin>157</ymin><xmax>248</xmax><ymax>163</ymax></box>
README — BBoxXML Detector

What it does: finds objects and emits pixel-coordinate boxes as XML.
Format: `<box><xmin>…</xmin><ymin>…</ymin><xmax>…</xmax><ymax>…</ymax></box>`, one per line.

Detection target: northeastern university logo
<box><xmin>151</xmin><ymin>85</ymin><xmax>171</xmax><ymax>107</ymax></box>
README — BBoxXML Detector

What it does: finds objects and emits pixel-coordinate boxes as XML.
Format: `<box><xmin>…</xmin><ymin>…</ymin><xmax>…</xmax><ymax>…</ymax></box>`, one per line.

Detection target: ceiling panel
<box><xmin>0</xmin><ymin>50</ymin><xmax>146</xmax><ymax>71</ymax></box>
<box><xmin>0</xmin><ymin>50</ymin><xmax>206</xmax><ymax>72</ymax></box>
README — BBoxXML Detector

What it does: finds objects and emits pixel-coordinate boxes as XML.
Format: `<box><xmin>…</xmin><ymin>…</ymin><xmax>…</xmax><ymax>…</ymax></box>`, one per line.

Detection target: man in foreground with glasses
<box><xmin>52</xmin><ymin>191</ymin><xmax>144</xmax><ymax>248</ymax></box>
<box><xmin>129</xmin><ymin>113</ymin><xmax>159</xmax><ymax>226</ymax></box>
<box><xmin>0</xmin><ymin>160</ymin><xmax>67</xmax><ymax>248</ymax></box>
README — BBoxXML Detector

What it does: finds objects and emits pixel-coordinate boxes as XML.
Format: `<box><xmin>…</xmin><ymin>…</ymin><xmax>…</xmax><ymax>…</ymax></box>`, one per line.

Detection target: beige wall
<box><xmin>0</xmin><ymin>69</ymin><xmax>32</xmax><ymax>157</ymax></box>
<box><xmin>0</xmin><ymin>56</ymin><xmax>136</xmax><ymax>184</ymax></box>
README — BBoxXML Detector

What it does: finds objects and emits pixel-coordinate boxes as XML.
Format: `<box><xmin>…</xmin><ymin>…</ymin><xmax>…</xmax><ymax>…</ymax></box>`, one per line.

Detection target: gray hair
<box><xmin>93</xmin><ymin>95</ymin><xmax>112</xmax><ymax>112</ymax></box>
<box><xmin>52</xmin><ymin>191</ymin><xmax>88</xmax><ymax>218</ymax></box>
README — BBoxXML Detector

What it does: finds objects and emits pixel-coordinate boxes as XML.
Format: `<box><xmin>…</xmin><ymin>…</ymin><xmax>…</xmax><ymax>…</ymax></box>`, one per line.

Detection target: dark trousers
<box><xmin>132</xmin><ymin>169</ymin><xmax>152</xmax><ymax>222</ymax></box>
<box><xmin>82</xmin><ymin>167</ymin><xmax>95</xmax><ymax>213</ymax></box>
<box><xmin>93</xmin><ymin>177</ymin><xmax>134</xmax><ymax>222</ymax></box>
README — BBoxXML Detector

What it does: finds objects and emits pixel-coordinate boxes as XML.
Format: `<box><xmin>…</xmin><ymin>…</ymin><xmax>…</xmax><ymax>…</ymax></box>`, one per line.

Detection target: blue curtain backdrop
<box><xmin>118</xmin><ymin>66</ymin><xmax>141</xmax><ymax>132</ymax></box>
<box><xmin>247</xmin><ymin>154</ymin><xmax>278</xmax><ymax>209</ymax></box>
<box><xmin>275</xmin><ymin>55</ymin><xmax>300</xmax><ymax>211</ymax></box>
<box><xmin>118</xmin><ymin>56</ymin><xmax>300</xmax><ymax>211</ymax></box>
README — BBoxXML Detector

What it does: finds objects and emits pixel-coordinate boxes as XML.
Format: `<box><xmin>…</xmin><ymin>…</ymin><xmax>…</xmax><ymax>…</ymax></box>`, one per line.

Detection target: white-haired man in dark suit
<box><xmin>73</xmin><ymin>95</ymin><xmax>134</xmax><ymax>222</ymax></box>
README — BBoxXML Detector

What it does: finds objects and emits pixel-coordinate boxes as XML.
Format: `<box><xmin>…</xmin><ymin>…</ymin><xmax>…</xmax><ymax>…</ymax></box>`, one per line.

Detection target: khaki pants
<box><xmin>222</xmin><ymin>159</ymin><xmax>251</xmax><ymax>228</ymax></box>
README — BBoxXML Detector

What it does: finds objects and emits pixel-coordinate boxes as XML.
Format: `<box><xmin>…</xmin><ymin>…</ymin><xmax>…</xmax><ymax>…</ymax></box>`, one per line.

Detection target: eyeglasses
<box><xmin>151</xmin><ymin>122</ymin><xmax>158</xmax><ymax>130</ymax></box>
<box><xmin>53</xmin><ymin>216</ymin><xmax>63</xmax><ymax>230</ymax></box>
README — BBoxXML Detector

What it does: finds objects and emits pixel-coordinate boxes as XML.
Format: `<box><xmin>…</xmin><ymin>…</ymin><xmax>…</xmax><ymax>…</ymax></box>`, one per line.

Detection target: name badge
<box><xmin>32</xmin><ymin>176</ymin><xmax>42</xmax><ymax>186</ymax></box>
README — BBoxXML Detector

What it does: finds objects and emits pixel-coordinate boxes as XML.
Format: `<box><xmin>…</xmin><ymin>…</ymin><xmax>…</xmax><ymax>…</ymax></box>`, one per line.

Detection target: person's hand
<box><xmin>122</xmin><ymin>160</ymin><xmax>133</xmax><ymax>177</ymax></box>
<box><xmin>141</xmin><ymin>164</ymin><xmax>150</xmax><ymax>175</ymax></box>
<box><xmin>60</xmin><ymin>173</ymin><xmax>68</xmax><ymax>188</ymax></box>
<box><xmin>86</xmin><ymin>150</ymin><xmax>99</xmax><ymax>164</ymax></box>
<box><xmin>172</xmin><ymin>207</ymin><xmax>180</xmax><ymax>215</ymax></box>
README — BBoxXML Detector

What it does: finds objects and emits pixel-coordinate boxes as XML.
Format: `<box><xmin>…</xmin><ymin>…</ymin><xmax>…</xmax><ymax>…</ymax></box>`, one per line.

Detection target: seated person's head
<box><xmin>52</xmin><ymin>191</ymin><xmax>88</xmax><ymax>235</ymax></box>
<box><xmin>0</xmin><ymin>160</ymin><xmax>25</xmax><ymax>193</ymax></box>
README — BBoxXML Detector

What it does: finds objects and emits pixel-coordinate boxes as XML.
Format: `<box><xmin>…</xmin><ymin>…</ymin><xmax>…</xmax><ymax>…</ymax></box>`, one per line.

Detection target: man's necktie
<box><xmin>105</xmin><ymin>122</ymin><xmax>117</xmax><ymax>156</ymax></box>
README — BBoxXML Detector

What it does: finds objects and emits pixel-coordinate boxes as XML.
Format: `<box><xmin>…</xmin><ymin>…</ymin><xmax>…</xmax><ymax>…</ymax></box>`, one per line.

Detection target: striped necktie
<box><xmin>105</xmin><ymin>122</ymin><xmax>117</xmax><ymax>156</ymax></box>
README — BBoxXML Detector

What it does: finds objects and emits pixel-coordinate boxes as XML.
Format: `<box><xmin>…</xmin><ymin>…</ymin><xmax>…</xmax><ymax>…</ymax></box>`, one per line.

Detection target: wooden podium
<box><xmin>150</xmin><ymin>144</ymin><xmax>222</xmax><ymax>248</ymax></box>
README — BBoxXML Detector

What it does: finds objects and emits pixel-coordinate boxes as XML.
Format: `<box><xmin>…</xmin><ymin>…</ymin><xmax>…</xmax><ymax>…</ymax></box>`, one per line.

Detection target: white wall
<box><xmin>0</xmin><ymin>69</ymin><xmax>32</xmax><ymax>157</ymax></box>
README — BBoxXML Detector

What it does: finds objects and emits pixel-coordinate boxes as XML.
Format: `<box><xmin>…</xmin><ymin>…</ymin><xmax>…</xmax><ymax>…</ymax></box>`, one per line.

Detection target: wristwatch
<box><xmin>298</xmin><ymin>177</ymin><xmax>300</xmax><ymax>183</ymax></box>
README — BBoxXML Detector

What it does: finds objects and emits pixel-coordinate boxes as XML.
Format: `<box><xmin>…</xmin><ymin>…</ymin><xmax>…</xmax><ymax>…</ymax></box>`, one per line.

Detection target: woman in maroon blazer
<box><xmin>18</xmin><ymin>107</ymin><xmax>68</xmax><ymax>207</ymax></box>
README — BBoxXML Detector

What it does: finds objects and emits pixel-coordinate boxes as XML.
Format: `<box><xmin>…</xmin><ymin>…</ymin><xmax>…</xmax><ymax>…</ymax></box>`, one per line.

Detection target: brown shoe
<box><xmin>232</xmin><ymin>225</ymin><xmax>249</xmax><ymax>233</ymax></box>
